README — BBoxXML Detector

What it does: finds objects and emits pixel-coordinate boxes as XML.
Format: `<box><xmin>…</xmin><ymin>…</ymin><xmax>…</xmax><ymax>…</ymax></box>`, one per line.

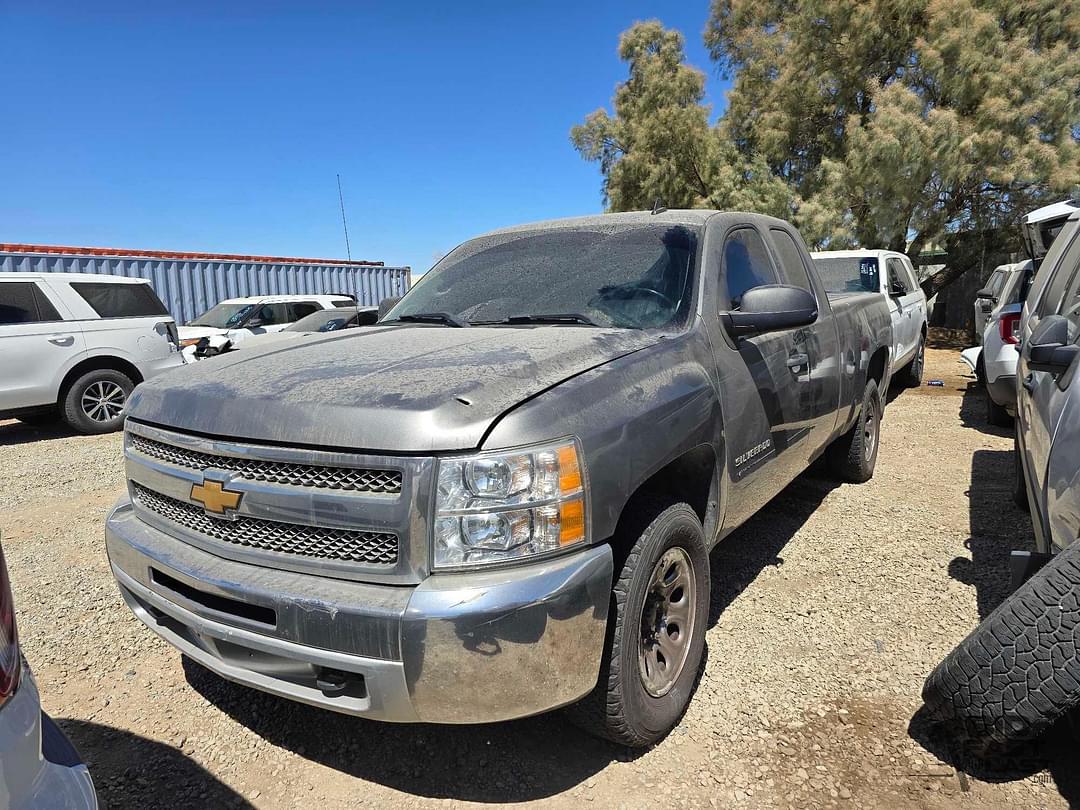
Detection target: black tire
<box><xmin>986</xmin><ymin>389</ymin><xmax>1012</xmax><ymax>427</ymax></box>
<box><xmin>975</xmin><ymin>353</ymin><xmax>986</xmax><ymax>384</ymax></box>
<box><xmin>922</xmin><ymin>540</ymin><xmax>1080</xmax><ymax>754</ymax></box>
<box><xmin>568</xmin><ymin>499</ymin><xmax>709</xmax><ymax>747</ymax></box>
<box><xmin>61</xmin><ymin>369</ymin><xmax>134</xmax><ymax>434</ymax></box>
<box><xmin>904</xmin><ymin>334</ymin><xmax>926</xmax><ymax>387</ymax></box>
<box><xmin>825</xmin><ymin>378</ymin><xmax>881</xmax><ymax>483</ymax></box>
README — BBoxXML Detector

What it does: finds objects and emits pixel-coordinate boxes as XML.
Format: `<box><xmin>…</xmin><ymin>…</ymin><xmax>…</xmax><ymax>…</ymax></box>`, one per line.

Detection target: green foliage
<box><xmin>570</xmin><ymin>22</ymin><xmax>793</xmax><ymax>217</ymax></box>
<box><xmin>574</xmin><ymin>4</ymin><xmax>1080</xmax><ymax>265</ymax></box>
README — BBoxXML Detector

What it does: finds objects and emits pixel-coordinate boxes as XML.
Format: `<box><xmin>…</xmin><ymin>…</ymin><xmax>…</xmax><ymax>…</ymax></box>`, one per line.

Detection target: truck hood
<box><xmin>128</xmin><ymin>324</ymin><xmax>660</xmax><ymax>452</ymax></box>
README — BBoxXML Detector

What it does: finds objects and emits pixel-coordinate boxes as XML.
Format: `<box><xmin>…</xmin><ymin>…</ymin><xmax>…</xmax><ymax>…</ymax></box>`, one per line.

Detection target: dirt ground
<box><xmin>1</xmin><ymin>345</ymin><xmax>1076</xmax><ymax>809</ymax></box>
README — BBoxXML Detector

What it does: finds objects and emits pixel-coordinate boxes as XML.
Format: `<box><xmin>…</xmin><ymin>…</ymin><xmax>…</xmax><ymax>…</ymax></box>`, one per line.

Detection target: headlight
<box><xmin>433</xmin><ymin>439</ymin><xmax>587</xmax><ymax>569</ymax></box>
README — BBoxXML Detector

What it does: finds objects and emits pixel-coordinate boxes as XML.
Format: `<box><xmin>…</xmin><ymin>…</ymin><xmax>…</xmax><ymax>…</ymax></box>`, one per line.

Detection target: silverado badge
<box><xmin>190</xmin><ymin>480</ymin><xmax>242</xmax><ymax>517</ymax></box>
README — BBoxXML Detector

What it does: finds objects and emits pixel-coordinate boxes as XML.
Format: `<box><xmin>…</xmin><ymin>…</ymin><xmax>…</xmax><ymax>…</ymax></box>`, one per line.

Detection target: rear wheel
<box><xmin>904</xmin><ymin>334</ymin><xmax>926</xmax><ymax>387</ymax></box>
<box><xmin>826</xmin><ymin>378</ymin><xmax>881</xmax><ymax>483</ymax></box>
<box><xmin>569</xmin><ymin>499</ymin><xmax>709</xmax><ymax>747</ymax></box>
<box><xmin>61</xmin><ymin>369</ymin><xmax>134</xmax><ymax>434</ymax></box>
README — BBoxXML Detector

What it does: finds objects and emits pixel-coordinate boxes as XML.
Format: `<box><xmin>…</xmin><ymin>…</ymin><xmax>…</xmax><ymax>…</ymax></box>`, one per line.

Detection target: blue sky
<box><xmin>0</xmin><ymin>2</ymin><xmax>727</xmax><ymax>275</ymax></box>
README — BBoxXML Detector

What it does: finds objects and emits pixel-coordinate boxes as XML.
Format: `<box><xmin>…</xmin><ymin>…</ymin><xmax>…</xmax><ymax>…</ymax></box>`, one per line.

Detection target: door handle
<box><xmin>1022</xmin><ymin>373</ymin><xmax>1036</xmax><ymax>393</ymax></box>
<box><xmin>48</xmin><ymin>335</ymin><xmax>74</xmax><ymax>347</ymax></box>
<box><xmin>786</xmin><ymin>352</ymin><xmax>809</xmax><ymax>370</ymax></box>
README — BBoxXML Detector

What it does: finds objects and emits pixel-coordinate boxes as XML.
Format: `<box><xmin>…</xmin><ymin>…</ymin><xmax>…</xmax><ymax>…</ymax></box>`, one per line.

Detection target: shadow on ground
<box><xmin>184</xmin><ymin>466</ymin><xmax>840</xmax><ymax>802</ymax></box>
<box><xmin>908</xmin><ymin>373</ymin><xmax>1077</xmax><ymax>806</ymax></box>
<box><xmin>0</xmin><ymin>417</ymin><xmax>80</xmax><ymax>447</ymax></box>
<box><xmin>58</xmin><ymin>719</ymin><xmax>254</xmax><ymax>809</ymax></box>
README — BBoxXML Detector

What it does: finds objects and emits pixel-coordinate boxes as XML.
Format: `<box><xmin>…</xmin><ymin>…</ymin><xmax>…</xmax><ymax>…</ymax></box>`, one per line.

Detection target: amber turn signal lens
<box><xmin>557</xmin><ymin>444</ymin><xmax>582</xmax><ymax>495</ymax></box>
<box><xmin>559</xmin><ymin>498</ymin><xmax>585</xmax><ymax>545</ymax></box>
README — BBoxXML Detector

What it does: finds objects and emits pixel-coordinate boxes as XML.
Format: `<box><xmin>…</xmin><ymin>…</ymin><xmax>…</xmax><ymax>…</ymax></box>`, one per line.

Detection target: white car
<box><xmin>811</xmin><ymin>249</ymin><xmax>929</xmax><ymax>384</ymax></box>
<box><xmin>230</xmin><ymin>305</ymin><xmax>379</xmax><ymax>353</ymax></box>
<box><xmin>0</xmin><ymin>272</ymin><xmax>184</xmax><ymax>433</ymax></box>
<box><xmin>178</xmin><ymin>294</ymin><xmax>355</xmax><ymax>360</ymax></box>
<box><xmin>0</xmin><ymin>540</ymin><xmax>98</xmax><ymax>809</ymax></box>
<box><xmin>973</xmin><ymin>262</ymin><xmax>1017</xmax><ymax>342</ymax></box>
<box><xmin>961</xmin><ymin>260</ymin><xmax>1034</xmax><ymax>426</ymax></box>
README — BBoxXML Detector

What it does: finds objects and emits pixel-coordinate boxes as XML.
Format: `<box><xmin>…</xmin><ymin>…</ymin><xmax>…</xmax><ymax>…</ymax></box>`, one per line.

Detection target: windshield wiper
<box><xmin>390</xmin><ymin>312</ymin><xmax>469</xmax><ymax>328</ymax></box>
<box><xmin>475</xmin><ymin>313</ymin><xmax>600</xmax><ymax>326</ymax></box>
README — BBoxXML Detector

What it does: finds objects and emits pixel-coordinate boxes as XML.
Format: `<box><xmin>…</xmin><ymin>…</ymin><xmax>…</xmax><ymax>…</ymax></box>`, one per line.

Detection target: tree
<box><xmin>574</xmin><ymin>5</ymin><xmax>1080</xmax><ymax>295</ymax></box>
<box><xmin>570</xmin><ymin>22</ymin><xmax>793</xmax><ymax>217</ymax></box>
<box><xmin>707</xmin><ymin>0</ymin><xmax>1080</xmax><ymax>261</ymax></box>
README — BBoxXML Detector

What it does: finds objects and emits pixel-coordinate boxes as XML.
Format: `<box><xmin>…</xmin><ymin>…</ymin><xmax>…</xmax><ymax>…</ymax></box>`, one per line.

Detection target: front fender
<box><xmin>483</xmin><ymin>331</ymin><xmax>723</xmax><ymax>545</ymax></box>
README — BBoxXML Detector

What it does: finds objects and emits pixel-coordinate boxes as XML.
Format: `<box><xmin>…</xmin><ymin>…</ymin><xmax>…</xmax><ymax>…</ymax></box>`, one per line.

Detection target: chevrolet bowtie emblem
<box><xmin>190</xmin><ymin>480</ymin><xmax>242</xmax><ymax>516</ymax></box>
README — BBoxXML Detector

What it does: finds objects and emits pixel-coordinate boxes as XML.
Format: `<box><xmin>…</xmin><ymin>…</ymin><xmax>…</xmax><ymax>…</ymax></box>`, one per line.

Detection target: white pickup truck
<box><xmin>812</xmin><ymin>249</ymin><xmax>929</xmax><ymax>385</ymax></box>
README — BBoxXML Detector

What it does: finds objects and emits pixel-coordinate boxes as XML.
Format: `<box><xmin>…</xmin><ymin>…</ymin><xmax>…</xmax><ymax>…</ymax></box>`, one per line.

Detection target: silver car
<box><xmin>0</xmin><ymin>540</ymin><xmax>97</xmax><ymax>809</ymax></box>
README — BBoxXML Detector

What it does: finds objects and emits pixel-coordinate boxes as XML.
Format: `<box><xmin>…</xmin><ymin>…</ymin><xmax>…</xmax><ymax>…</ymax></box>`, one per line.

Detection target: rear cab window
<box><xmin>0</xmin><ymin>281</ymin><xmax>63</xmax><ymax>325</ymax></box>
<box><xmin>70</xmin><ymin>281</ymin><xmax>169</xmax><ymax>319</ymax></box>
<box><xmin>812</xmin><ymin>255</ymin><xmax>880</xmax><ymax>294</ymax></box>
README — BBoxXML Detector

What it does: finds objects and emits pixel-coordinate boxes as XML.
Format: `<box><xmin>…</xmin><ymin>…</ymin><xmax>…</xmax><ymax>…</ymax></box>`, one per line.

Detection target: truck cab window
<box><xmin>887</xmin><ymin>259</ymin><xmax>912</xmax><ymax>294</ymax></box>
<box><xmin>768</xmin><ymin>228</ymin><xmax>814</xmax><ymax>293</ymax></box>
<box><xmin>721</xmin><ymin>228</ymin><xmax>777</xmax><ymax>310</ymax></box>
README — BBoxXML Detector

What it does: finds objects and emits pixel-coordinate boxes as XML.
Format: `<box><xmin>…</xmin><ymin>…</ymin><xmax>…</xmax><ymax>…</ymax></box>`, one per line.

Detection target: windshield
<box><xmin>387</xmin><ymin>224</ymin><xmax>699</xmax><ymax>329</ymax></box>
<box><xmin>812</xmin><ymin>256</ymin><xmax>879</xmax><ymax>294</ymax></box>
<box><xmin>188</xmin><ymin>302</ymin><xmax>255</xmax><ymax>329</ymax></box>
<box><xmin>287</xmin><ymin>308</ymin><xmax>358</xmax><ymax>332</ymax></box>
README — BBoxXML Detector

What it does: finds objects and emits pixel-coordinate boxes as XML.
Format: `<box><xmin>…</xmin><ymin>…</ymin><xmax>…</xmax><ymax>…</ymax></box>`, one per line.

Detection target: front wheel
<box><xmin>569</xmin><ymin>499</ymin><xmax>709</xmax><ymax>747</ymax></box>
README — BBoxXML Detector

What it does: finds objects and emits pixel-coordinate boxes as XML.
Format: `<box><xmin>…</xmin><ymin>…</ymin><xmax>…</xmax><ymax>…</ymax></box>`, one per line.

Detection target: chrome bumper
<box><xmin>106</xmin><ymin>497</ymin><xmax>612</xmax><ymax>723</ymax></box>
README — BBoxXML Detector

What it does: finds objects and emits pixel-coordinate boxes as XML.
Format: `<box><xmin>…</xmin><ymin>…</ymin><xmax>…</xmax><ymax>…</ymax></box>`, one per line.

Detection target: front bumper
<box><xmin>106</xmin><ymin>498</ymin><xmax>612</xmax><ymax>723</ymax></box>
<box><xmin>0</xmin><ymin>664</ymin><xmax>97</xmax><ymax>810</ymax></box>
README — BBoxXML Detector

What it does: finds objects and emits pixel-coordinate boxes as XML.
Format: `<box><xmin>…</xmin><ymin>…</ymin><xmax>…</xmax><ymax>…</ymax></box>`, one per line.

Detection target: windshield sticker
<box><xmin>859</xmin><ymin>258</ymin><xmax>879</xmax><ymax>292</ymax></box>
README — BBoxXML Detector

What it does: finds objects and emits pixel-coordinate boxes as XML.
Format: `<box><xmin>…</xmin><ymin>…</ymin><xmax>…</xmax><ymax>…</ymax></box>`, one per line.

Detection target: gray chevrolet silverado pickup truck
<box><xmin>105</xmin><ymin>210</ymin><xmax>893</xmax><ymax>746</ymax></box>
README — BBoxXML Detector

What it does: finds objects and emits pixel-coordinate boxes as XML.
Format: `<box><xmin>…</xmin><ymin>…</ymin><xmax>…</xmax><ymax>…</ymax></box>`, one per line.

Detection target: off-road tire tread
<box><xmin>986</xmin><ymin>391</ymin><xmax>1012</xmax><ymax>427</ymax></box>
<box><xmin>922</xmin><ymin>540</ymin><xmax>1080</xmax><ymax>752</ymax></box>
<box><xmin>905</xmin><ymin>335</ymin><xmax>925</xmax><ymax>387</ymax></box>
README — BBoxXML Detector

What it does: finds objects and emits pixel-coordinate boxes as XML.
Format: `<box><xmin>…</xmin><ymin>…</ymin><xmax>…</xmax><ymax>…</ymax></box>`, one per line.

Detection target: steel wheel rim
<box><xmin>81</xmin><ymin>380</ymin><xmax>126</xmax><ymax>423</ymax></box>
<box><xmin>639</xmin><ymin>546</ymin><xmax>696</xmax><ymax>697</ymax></box>
<box><xmin>863</xmin><ymin>397</ymin><xmax>878</xmax><ymax>461</ymax></box>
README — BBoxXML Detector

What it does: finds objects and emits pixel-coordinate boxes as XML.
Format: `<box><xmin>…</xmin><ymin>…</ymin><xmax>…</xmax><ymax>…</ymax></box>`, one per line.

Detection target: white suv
<box><xmin>0</xmin><ymin>272</ymin><xmax>184</xmax><ymax>434</ymax></box>
<box><xmin>178</xmin><ymin>294</ymin><xmax>355</xmax><ymax>359</ymax></box>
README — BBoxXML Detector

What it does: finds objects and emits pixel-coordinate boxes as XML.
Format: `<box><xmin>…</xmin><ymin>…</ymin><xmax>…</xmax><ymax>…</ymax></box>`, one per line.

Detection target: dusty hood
<box><xmin>128</xmin><ymin>324</ymin><xmax>659</xmax><ymax>452</ymax></box>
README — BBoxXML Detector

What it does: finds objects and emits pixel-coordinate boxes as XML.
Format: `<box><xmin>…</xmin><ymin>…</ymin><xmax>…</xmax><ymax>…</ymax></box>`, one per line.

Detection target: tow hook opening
<box><xmin>316</xmin><ymin>667</ymin><xmax>366</xmax><ymax>698</ymax></box>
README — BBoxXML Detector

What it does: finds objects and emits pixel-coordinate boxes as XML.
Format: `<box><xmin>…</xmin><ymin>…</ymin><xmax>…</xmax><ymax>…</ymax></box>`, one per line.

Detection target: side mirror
<box><xmin>1027</xmin><ymin>315</ymin><xmax>1080</xmax><ymax>375</ymax></box>
<box><xmin>724</xmin><ymin>285</ymin><xmax>818</xmax><ymax>338</ymax></box>
<box><xmin>378</xmin><ymin>296</ymin><xmax>401</xmax><ymax>320</ymax></box>
<box><xmin>889</xmin><ymin>281</ymin><xmax>906</xmax><ymax>297</ymax></box>
<box><xmin>975</xmin><ymin>287</ymin><xmax>994</xmax><ymax>299</ymax></box>
<box><xmin>979</xmin><ymin>300</ymin><xmax>994</xmax><ymax>313</ymax></box>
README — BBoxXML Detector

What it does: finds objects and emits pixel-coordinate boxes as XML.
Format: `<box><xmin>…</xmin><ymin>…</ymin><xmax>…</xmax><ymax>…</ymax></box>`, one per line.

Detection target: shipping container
<box><xmin>0</xmin><ymin>243</ymin><xmax>411</xmax><ymax>325</ymax></box>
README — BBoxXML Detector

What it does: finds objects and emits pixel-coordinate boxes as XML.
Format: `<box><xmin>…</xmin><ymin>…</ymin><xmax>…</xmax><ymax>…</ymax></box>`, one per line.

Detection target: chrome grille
<box><xmin>130</xmin><ymin>433</ymin><xmax>402</xmax><ymax>494</ymax></box>
<box><xmin>132</xmin><ymin>483</ymin><xmax>398</xmax><ymax>566</ymax></box>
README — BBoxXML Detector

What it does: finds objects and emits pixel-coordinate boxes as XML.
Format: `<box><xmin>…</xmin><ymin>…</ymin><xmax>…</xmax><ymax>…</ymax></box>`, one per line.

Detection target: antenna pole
<box><xmin>337</xmin><ymin>174</ymin><xmax>352</xmax><ymax>261</ymax></box>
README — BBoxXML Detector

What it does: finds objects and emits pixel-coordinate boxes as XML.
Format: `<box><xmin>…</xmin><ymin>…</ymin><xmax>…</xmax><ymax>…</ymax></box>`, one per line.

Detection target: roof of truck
<box><xmin>1024</xmin><ymin>198</ymin><xmax>1080</xmax><ymax>225</ymax></box>
<box><xmin>809</xmin><ymin>249</ymin><xmax>911</xmax><ymax>260</ymax></box>
<box><xmin>481</xmin><ymin>209</ymin><xmax>793</xmax><ymax>237</ymax></box>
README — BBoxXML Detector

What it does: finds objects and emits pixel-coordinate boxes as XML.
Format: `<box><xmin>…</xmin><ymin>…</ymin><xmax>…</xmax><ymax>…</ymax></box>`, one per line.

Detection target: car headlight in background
<box><xmin>434</xmin><ymin>439</ymin><xmax>587</xmax><ymax>569</ymax></box>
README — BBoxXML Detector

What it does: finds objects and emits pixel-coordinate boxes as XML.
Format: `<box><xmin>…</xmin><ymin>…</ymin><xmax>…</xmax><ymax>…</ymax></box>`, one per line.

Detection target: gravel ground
<box><xmin>1</xmin><ymin>344</ymin><xmax>1076</xmax><ymax>809</ymax></box>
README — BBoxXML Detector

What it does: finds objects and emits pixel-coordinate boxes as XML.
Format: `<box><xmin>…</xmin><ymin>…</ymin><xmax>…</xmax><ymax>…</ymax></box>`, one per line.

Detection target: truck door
<box><xmin>711</xmin><ymin>225</ymin><xmax>816</xmax><ymax>527</ymax></box>
<box><xmin>766</xmin><ymin>226</ymin><xmax>842</xmax><ymax>459</ymax></box>
<box><xmin>1017</xmin><ymin>225</ymin><xmax>1080</xmax><ymax>553</ymax></box>
<box><xmin>885</xmin><ymin>257</ymin><xmax>918</xmax><ymax>361</ymax></box>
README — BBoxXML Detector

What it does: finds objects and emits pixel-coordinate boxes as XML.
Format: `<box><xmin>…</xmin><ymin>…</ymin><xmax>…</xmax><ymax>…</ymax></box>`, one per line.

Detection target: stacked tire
<box><xmin>921</xmin><ymin>540</ymin><xmax>1080</xmax><ymax>754</ymax></box>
